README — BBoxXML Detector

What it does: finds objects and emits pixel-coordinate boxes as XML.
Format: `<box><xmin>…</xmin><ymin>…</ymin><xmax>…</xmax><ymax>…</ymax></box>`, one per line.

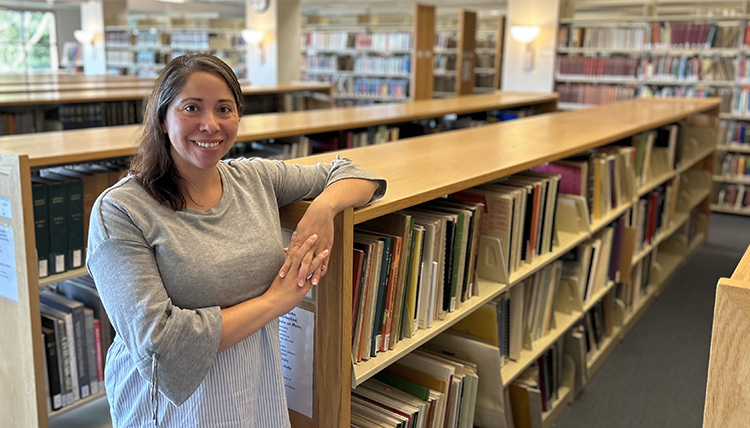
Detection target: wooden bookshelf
<box><xmin>0</xmin><ymin>97</ymin><xmax>718</xmax><ymax>428</ymax></box>
<box><xmin>555</xmin><ymin>0</ymin><xmax>750</xmax><ymax>108</ymax></box>
<box><xmin>700</xmin><ymin>244</ymin><xmax>750</xmax><ymax>427</ymax></box>
<box><xmin>0</xmin><ymin>92</ymin><xmax>558</xmax><ymax>168</ymax></box>
<box><xmin>0</xmin><ymin>82</ymin><xmax>332</xmax><ymax>108</ymax></box>
<box><xmin>0</xmin><ymin>91</ymin><xmax>555</xmax><ymax>428</ymax></box>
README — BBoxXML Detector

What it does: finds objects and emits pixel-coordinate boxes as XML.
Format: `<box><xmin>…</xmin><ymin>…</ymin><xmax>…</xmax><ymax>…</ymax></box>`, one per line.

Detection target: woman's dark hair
<box><xmin>130</xmin><ymin>53</ymin><xmax>244</xmax><ymax>211</ymax></box>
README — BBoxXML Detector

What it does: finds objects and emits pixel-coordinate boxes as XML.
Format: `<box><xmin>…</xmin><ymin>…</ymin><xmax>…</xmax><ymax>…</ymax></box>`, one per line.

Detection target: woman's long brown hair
<box><xmin>129</xmin><ymin>53</ymin><xmax>244</xmax><ymax>210</ymax></box>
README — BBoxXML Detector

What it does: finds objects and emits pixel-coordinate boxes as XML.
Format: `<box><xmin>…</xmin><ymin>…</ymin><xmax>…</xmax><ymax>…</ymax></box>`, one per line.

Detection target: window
<box><xmin>0</xmin><ymin>10</ymin><xmax>58</xmax><ymax>73</ymax></box>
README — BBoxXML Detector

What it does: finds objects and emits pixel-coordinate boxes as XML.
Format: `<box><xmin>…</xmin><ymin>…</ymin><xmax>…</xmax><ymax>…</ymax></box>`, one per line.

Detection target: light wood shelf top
<box><xmin>295</xmin><ymin>98</ymin><xmax>719</xmax><ymax>224</ymax></box>
<box><xmin>0</xmin><ymin>80</ymin><xmax>157</xmax><ymax>94</ymax></box>
<box><xmin>0</xmin><ymin>91</ymin><xmax>557</xmax><ymax>168</ymax></box>
<box><xmin>0</xmin><ymin>82</ymin><xmax>331</xmax><ymax>107</ymax></box>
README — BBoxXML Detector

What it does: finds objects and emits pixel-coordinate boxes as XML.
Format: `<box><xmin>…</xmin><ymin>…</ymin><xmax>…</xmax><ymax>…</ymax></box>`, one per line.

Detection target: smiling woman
<box><xmin>85</xmin><ymin>53</ymin><xmax>386</xmax><ymax>428</ymax></box>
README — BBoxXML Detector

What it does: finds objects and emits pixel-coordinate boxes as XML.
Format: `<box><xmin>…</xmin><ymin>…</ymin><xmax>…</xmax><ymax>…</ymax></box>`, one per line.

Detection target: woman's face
<box><xmin>161</xmin><ymin>71</ymin><xmax>240</xmax><ymax>175</ymax></box>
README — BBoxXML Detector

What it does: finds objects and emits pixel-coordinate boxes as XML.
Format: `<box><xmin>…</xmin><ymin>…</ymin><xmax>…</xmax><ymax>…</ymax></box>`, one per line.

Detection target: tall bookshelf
<box><xmin>0</xmin><ymin>91</ymin><xmax>556</xmax><ymax>428</ymax></box>
<box><xmin>556</xmin><ymin>0</ymin><xmax>749</xmax><ymax>111</ymax></box>
<box><xmin>289</xmin><ymin>97</ymin><xmax>719</xmax><ymax>427</ymax></box>
<box><xmin>434</xmin><ymin>12</ymin><xmax>505</xmax><ymax>98</ymax></box>
<box><xmin>104</xmin><ymin>18</ymin><xmax>248</xmax><ymax>78</ymax></box>
<box><xmin>300</xmin><ymin>14</ymin><xmax>414</xmax><ymax>106</ymax></box>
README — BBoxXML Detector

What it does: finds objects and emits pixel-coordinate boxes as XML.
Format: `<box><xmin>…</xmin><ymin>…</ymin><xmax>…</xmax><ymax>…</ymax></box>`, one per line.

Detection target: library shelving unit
<box><xmin>0</xmin><ymin>81</ymin><xmax>335</xmax><ymax>135</ymax></box>
<box><xmin>704</xmin><ymin>243</ymin><xmax>750</xmax><ymax>428</ymax></box>
<box><xmin>433</xmin><ymin>13</ymin><xmax>505</xmax><ymax>98</ymax></box>
<box><xmin>555</xmin><ymin>0</ymin><xmax>749</xmax><ymax>111</ymax></box>
<box><xmin>475</xmin><ymin>15</ymin><xmax>505</xmax><ymax>94</ymax></box>
<box><xmin>284</xmin><ymin>97</ymin><xmax>719</xmax><ymax>427</ymax></box>
<box><xmin>104</xmin><ymin>18</ymin><xmax>248</xmax><ymax>78</ymax></box>
<box><xmin>713</xmin><ymin>111</ymin><xmax>750</xmax><ymax>215</ymax></box>
<box><xmin>0</xmin><ymin>90</ymin><xmax>556</xmax><ymax>428</ymax></box>
<box><xmin>300</xmin><ymin>13</ymin><xmax>414</xmax><ymax>106</ymax></box>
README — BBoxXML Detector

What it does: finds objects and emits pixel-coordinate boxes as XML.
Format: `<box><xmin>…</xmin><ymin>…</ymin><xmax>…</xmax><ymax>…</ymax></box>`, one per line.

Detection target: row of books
<box><xmin>33</xmin><ymin>160</ymin><xmax>128</xmax><ymax>278</ymax></box>
<box><xmin>719</xmin><ymin>119</ymin><xmax>750</xmax><ymax>146</ymax></box>
<box><xmin>616</xmin><ymin>251</ymin><xmax>655</xmax><ymax>314</ymax></box>
<box><xmin>57</xmin><ymin>100</ymin><xmax>145</xmax><ymax>129</ymax></box>
<box><xmin>435</xmin><ymin>55</ymin><xmax>457</xmax><ymax>72</ymax></box>
<box><xmin>434</xmin><ymin>75</ymin><xmax>456</xmax><ymax>93</ymax></box>
<box><xmin>434</xmin><ymin>34</ymin><xmax>457</xmax><ymax>49</ymax></box>
<box><xmin>508</xmin><ymin>340</ymin><xmax>567</xmax><ymax>427</ymax></box>
<box><xmin>351</xmin><ymin>197</ymin><xmax>484</xmax><ymax>361</ymax></box>
<box><xmin>723</xmin><ymin>88</ymin><xmax>750</xmax><ymax>117</ymax></box>
<box><xmin>638</xmin><ymin>85</ymin><xmax>716</xmax><ymax>99</ymax></box>
<box><xmin>0</xmin><ymin>110</ymin><xmax>41</xmax><ymax>135</ymax></box>
<box><xmin>563</xmin><ymin>292</ymin><xmax>615</xmax><ymax>389</ymax></box>
<box><xmin>353</xmin><ymin>328</ymin><xmax>506</xmax><ymax>428</ymax></box>
<box><xmin>555</xmin><ymin>83</ymin><xmax>637</xmax><ymax>106</ymax></box>
<box><xmin>454</xmin><ymin>171</ymin><xmax>562</xmax><ymax>277</ymax></box>
<box><xmin>39</xmin><ymin>276</ymin><xmax>114</xmax><ymax>412</ymax></box>
<box><xmin>556</xmin><ymin>56</ymin><xmax>639</xmax><ymax>79</ymax></box>
<box><xmin>650</xmin><ymin>22</ymin><xmax>740</xmax><ymax>49</ymax></box>
<box><xmin>355</xmin><ymin>32</ymin><xmax>412</xmax><ymax>51</ymax></box>
<box><xmin>717</xmin><ymin>183</ymin><xmax>750</xmax><ymax>211</ymax></box>
<box><xmin>355</xmin><ymin>56</ymin><xmax>410</xmax><ymax>75</ymax></box>
<box><xmin>640</xmin><ymin>57</ymin><xmax>735</xmax><ymax>82</ymax></box>
<box><xmin>345</xmin><ymin>78</ymin><xmax>410</xmax><ymax>99</ymax></box>
<box><xmin>633</xmin><ymin>180</ymin><xmax>679</xmax><ymax>252</ymax></box>
<box><xmin>718</xmin><ymin>152</ymin><xmax>750</xmax><ymax>178</ymax></box>
<box><xmin>558</xmin><ymin>26</ymin><xmax>648</xmax><ymax>50</ymax></box>
<box><xmin>302</xmin><ymin>32</ymin><xmax>357</xmax><ymax>50</ymax></box>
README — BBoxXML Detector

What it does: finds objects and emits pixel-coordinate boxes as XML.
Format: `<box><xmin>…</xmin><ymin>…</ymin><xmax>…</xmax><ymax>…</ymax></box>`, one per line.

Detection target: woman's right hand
<box><xmin>265</xmin><ymin>234</ymin><xmax>329</xmax><ymax>317</ymax></box>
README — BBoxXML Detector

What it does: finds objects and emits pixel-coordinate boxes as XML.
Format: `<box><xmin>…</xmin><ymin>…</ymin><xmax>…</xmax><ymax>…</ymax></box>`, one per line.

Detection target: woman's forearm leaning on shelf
<box><xmin>218</xmin><ymin>233</ymin><xmax>325</xmax><ymax>352</ymax></box>
<box><xmin>280</xmin><ymin>177</ymin><xmax>382</xmax><ymax>286</ymax></box>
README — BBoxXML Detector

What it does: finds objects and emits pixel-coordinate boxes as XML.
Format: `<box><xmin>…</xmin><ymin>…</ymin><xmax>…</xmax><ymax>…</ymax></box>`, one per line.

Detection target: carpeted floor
<box><xmin>552</xmin><ymin>213</ymin><xmax>750</xmax><ymax>428</ymax></box>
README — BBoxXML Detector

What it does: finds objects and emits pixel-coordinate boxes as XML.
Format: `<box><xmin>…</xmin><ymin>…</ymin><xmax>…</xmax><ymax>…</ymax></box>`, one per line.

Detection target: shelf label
<box><xmin>280</xmin><ymin>306</ymin><xmax>314</xmax><ymax>419</ymax></box>
<box><xmin>0</xmin><ymin>223</ymin><xmax>18</xmax><ymax>302</ymax></box>
<box><xmin>0</xmin><ymin>196</ymin><xmax>11</xmax><ymax>221</ymax></box>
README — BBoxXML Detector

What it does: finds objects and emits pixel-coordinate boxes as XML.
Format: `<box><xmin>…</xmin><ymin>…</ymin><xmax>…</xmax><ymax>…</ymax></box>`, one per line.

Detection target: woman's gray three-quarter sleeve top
<box><xmin>86</xmin><ymin>157</ymin><xmax>386</xmax><ymax>428</ymax></box>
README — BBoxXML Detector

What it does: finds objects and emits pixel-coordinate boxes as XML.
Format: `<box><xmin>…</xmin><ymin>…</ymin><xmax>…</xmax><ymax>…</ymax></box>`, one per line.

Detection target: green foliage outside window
<box><xmin>0</xmin><ymin>10</ymin><xmax>56</xmax><ymax>73</ymax></box>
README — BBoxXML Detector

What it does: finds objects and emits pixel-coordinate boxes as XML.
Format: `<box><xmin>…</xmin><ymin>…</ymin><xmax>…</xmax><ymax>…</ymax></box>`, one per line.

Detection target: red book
<box><xmin>352</xmin><ymin>249</ymin><xmax>365</xmax><ymax>328</ymax></box>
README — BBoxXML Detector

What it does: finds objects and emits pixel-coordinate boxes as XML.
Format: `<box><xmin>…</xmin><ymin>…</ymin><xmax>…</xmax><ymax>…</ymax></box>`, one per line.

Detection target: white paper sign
<box><xmin>0</xmin><ymin>223</ymin><xmax>18</xmax><ymax>301</ymax></box>
<box><xmin>280</xmin><ymin>307</ymin><xmax>314</xmax><ymax>419</ymax></box>
<box><xmin>0</xmin><ymin>196</ymin><xmax>11</xmax><ymax>220</ymax></box>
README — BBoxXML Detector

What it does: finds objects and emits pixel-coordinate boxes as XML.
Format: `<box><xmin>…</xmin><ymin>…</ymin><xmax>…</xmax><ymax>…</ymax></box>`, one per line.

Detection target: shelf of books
<box><xmin>104</xmin><ymin>18</ymin><xmax>248</xmax><ymax>78</ymax></box>
<box><xmin>0</xmin><ymin>91</ymin><xmax>557</xmax><ymax>428</ymax></box>
<box><xmin>555</xmin><ymin>0</ymin><xmax>750</xmax><ymax>111</ymax></box>
<box><xmin>299</xmin><ymin>13</ymin><xmax>413</xmax><ymax>106</ymax></box>
<box><xmin>0</xmin><ymin>97</ymin><xmax>718</xmax><ymax>428</ymax></box>
<box><xmin>311</xmin><ymin>98</ymin><xmax>717</xmax><ymax>428</ymax></box>
<box><xmin>0</xmin><ymin>82</ymin><xmax>336</xmax><ymax>136</ymax></box>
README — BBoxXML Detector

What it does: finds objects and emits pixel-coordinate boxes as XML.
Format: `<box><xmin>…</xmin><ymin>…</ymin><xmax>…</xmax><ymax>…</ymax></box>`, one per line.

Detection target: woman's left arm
<box><xmin>279</xmin><ymin>178</ymin><xmax>380</xmax><ymax>286</ymax></box>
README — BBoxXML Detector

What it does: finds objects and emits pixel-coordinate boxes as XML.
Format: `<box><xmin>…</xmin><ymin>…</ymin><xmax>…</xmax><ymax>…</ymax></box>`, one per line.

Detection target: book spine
<box><xmin>84</xmin><ymin>309</ymin><xmax>99</xmax><ymax>394</ymax></box>
<box><xmin>42</xmin><ymin>328</ymin><xmax>63</xmax><ymax>410</ymax></box>
<box><xmin>93</xmin><ymin>319</ymin><xmax>105</xmax><ymax>392</ymax></box>
<box><xmin>66</xmin><ymin>179</ymin><xmax>85</xmax><ymax>269</ymax></box>
<box><xmin>32</xmin><ymin>184</ymin><xmax>50</xmax><ymax>278</ymax></box>
<box><xmin>47</xmin><ymin>181</ymin><xmax>68</xmax><ymax>274</ymax></box>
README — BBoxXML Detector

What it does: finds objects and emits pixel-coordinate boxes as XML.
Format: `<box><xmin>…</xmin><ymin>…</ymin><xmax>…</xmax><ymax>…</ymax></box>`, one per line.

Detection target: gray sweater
<box><xmin>87</xmin><ymin>156</ymin><xmax>385</xmax><ymax>419</ymax></box>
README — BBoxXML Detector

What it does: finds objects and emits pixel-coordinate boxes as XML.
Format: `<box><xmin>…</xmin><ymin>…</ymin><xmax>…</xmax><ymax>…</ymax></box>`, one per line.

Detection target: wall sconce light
<box><xmin>510</xmin><ymin>25</ymin><xmax>541</xmax><ymax>71</ymax></box>
<box><xmin>242</xmin><ymin>28</ymin><xmax>266</xmax><ymax>64</ymax></box>
<box><xmin>73</xmin><ymin>29</ymin><xmax>95</xmax><ymax>45</ymax></box>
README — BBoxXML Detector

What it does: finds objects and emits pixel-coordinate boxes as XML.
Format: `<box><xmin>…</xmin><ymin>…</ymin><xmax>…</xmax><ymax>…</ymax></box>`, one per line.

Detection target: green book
<box><xmin>44</xmin><ymin>174</ymin><xmax>84</xmax><ymax>270</ymax></box>
<box><xmin>45</xmin><ymin>179</ymin><xmax>68</xmax><ymax>274</ymax></box>
<box><xmin>373</xmin><ymin>371</ymin><xmax>431</xmax><ymax>401</ymax></box>
<box><xmin>32</xmin><ymin>183</ymin><xmax>50</xmax><ymax>278</ymax></box>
